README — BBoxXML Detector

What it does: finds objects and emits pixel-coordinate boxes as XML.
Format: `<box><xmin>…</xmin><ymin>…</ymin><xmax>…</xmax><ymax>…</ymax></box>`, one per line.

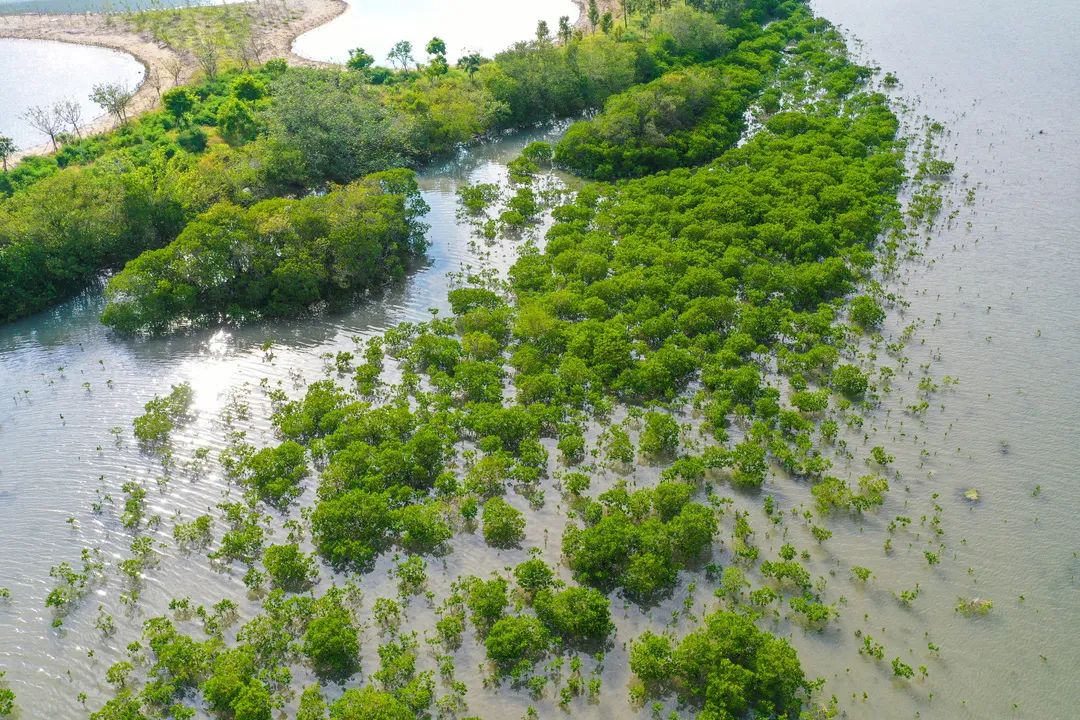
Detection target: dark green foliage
<box><xmin>177</xmin><ymin>127</ymin><xmax>208</xmax><ymax>152</ymax></box>
<box><xmin>303</xmin><ymin>593</ymin><xmax>360</xmax><ymax>680</ymax></box>
<box><xmin>0</xmin><ymin>162</ymin><xmax>178</xmax><ymax>321</ymax></box>
<box><xmin>481</xmin><ymin>497</ymin><xmax>526</xmax><ymax>548</ymax></box>
<box><xmin>478</xmin><ymin>34</ymin><xmax>648</xmax><ymax>126</ymax></box>
<box><xmin>484</xmin><ymin>615</ymin><xmax>549</xmax><ymax>674</ymax></box>
<box><xmin>101</xmin><ymin>169</ymin><xmax>429</xmax><ymax>332</ymax></box>
<box><xmin>534</xmin><ymin>586</ymin><xmax>613</xmax><ymax>646</ymax></box>
<box><xmin>562</xmin><ymin>482</ymin><xmax>716</xmax><ymax>602</ymax></box>
<box><xmin>630</xmin><ymin>610</ymin><xmax>806</xmax><ymax>719</ymax></box>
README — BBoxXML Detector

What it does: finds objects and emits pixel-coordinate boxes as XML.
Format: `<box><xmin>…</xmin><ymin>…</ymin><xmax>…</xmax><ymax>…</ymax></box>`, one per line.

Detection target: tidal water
<box><xmin>293</xmin><ymin>0</ymin><xmax>579</xmax><ymax>67</ymax></box>
<box><xmin>0</xmin><ymin>38</ymin><xmax>144</xmax><ymax>151</ymax></box>
<box><xmin>800</xmin><ymin>0</ymin><xmax>1080</xmax><ymax>716</ymax></box>
<box><xmin>0</xmin><ymin>0</ymin><xmax>1078</xmax><ymax>718</ymax></box>
<box><xmin>0</xmin><ymin>0</ymin><xmax>225</xmax><ymax>14</ymax></box>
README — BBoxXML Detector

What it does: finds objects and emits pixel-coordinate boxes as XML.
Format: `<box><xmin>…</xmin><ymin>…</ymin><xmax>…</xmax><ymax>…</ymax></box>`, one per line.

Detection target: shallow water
<box><xmin>800</xmin><ymin>0</ymin><xmax>1080</xmax><ymax>717</ymax></box>
<box><xmin>0</xmin><ymin>125</ymin><xmax>576</xmax><ymax>716</ymax></box>
<box><xmin>293</xmin><ymin>0</ymin><xmax>579</xmax><ymax>67</ymax></box>
<box><xmin>0</xmin><ymin>38</ymin><xmax>144</xmax><ymax>151</ymax></box>
<box><xmin>1</xmin><ymin>1</ymin><xmax>1079</xmax><ymax>717</ymax></box>
<box><xmin>0</xmin><ymin>0</ymin><xmax>224</xmax><ymax>15</ymax></box>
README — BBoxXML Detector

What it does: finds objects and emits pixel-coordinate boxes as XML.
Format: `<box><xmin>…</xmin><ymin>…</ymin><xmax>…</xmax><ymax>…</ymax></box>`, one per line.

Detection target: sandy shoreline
<box><xmin>1</xmin><ymin>0</ymin><xmax>346</xmax><ymax>163</ymax></box>
<box><xmin>2</xmin><ymin>0</ymin><xmax>610</xmax><ymax>165</ymax></box>
<box><xmin>572</xmin><ymin>0</ymin><xmax>616</xmax><ymax>30</ymax></box>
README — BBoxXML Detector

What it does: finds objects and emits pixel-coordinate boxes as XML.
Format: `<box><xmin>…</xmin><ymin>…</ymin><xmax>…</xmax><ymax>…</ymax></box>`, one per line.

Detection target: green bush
<box><xmin>485</xmin><ymin>615</ymin><xmax>549</xmax><ymax>673</ymax></box>
<box><xmin>481</xmin><ymin>497</ymin><xmax>526</xmax><ymax>548</ymax></box>
<box><xmin>630</xmin><ymin>610</ymin><xmax>806</xmax><ymax>718</ymax></box>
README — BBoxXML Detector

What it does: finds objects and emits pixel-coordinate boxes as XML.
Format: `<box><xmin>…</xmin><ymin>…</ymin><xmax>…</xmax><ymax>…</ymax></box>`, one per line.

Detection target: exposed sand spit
<box><xmin>1</xmin><ymin>0</ymin><xmax>345</xmax><ymax>163</ymax></box>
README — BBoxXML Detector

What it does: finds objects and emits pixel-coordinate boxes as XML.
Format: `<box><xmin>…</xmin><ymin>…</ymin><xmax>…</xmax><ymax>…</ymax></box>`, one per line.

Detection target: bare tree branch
<box><xmin>162</xmin><ymin>56</ymin><xmax>185</xmax><ymax>87</ymax></box>
<box><xmin>54</xmin><ymin>99</ymin><xmax>84</xmax><ymax>139</ymax></box>
<box><xmin>23</xmin><ymin>105</ymin><xmax>64</xmax><ymax>151</ymax></box>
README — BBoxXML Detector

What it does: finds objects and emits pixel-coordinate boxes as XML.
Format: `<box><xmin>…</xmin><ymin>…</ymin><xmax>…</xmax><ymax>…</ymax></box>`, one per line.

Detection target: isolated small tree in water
<box><xmin>0</xmin><ymin>136</ymin><xmax>15</xmax><ymax>172</ymax></box>
<box><xmin>90</xmin><ymin>82</ymin><xmax>134</xmax><ymax>124</ymax></box>
<box><xmin>22</xmin><ymin>105</ymin><xmax>63</xmax><ymax>151</ymax></box>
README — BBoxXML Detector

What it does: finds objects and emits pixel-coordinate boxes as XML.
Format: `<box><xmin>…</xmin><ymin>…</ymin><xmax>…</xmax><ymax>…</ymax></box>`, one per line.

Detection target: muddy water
<box><xmin>1</xmin><ymin>1</ymin><xmax>1079</xmax><ymax>717</ymax></box>
<box><xmin>793</xmin><ymin>1</ymin><xmax>1080</xmax><ymax>717</ymax></box>
<box><xmin>0</xmin><ymin>126</ymin><xmax>574</xmax><ymax>716</ymax></box>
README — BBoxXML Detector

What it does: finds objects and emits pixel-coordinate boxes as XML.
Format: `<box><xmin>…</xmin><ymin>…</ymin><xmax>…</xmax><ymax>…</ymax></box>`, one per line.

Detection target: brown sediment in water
<box><xmin>0</xmin><ymin>0</ymin><xmax>346</xmax><ymax>164</ymax></box>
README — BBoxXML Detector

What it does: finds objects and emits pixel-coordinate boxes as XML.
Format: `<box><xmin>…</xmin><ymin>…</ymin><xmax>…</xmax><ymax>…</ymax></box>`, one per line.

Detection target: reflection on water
<box><xmin>0</xmin><ymin>125</ymin><xmax>568</xmax><ymax>716</ymax></box>
<box><xmin>0</xmin><ymin>39</ymin><xmax>144</xmax><ymax>150</ymax></box>
<box><xmin>293</xmin><ymin>0</ymin><xmax>579</xmax><ymax>66</ymax></box>
<box><xmin>2</xmin><ymin>0</ymin><xmax>1080</xmax><ymax>714</ymax></box>
<box><xmin>800</xmin><ymin>1</ymin><xmax>1080</xmax><ymax>717</ymax></box>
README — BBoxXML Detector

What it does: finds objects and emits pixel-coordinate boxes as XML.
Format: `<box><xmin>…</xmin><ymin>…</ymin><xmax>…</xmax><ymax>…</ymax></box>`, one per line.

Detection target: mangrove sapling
<box><xmin>458</xmin><ymin>182</ymin><xmax>502</xmax><ymax>217</ymax></box>
<box><xmin>303</xmin><ymin>590</ymin><xmax>362</xmax><ymax>681</ymax></box>
<box><xmin>955</xmin><ymin>597</ymin><xmax>993</xmax><ymax>617</ymax></box>
<box><xmin>485</xmin><ymin>615</ymin><xmax>549</xmax><ymax>678</ymax></box>
<box><xmin>393</xmin><ymin>555</ymin><xmax>429</xmax><ymax>597</ymax></box>
<box><xmin>891</xmin><ymin>657</ymin><xmax>915</xmax><ymax>679</ymax></box>
<box><xmin>372</xmin><ymin>597</ymin><xmax>403</xmax><ymax>634</ymax></box>
<box><xmin>132</xmin><ymin>383</ymin><xmax>194</xmax><ymax>449</ymax></box>
<box><xmin>0</xmin><ymin>678</ymin><xmax>13</xmax><ymax>717</ymax></box>
<box><xmin>262</xmin><ymin>543</ymin><xmax>318</xmax><ymax>592</ymax></box>
<box><xmin>65</xmin><ymin>6</ymin><xmax>949</xmax><ymax>716</ymax></box>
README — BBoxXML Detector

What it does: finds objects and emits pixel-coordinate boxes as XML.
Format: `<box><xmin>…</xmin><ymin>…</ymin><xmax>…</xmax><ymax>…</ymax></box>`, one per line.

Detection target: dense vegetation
<box><xmin>630</xmin><ymin>610</ymin><xmax>806</xmax><ymax>718</ymax></box>
<box><xmin>2</xmin><ymin>0</ymin><xmax>941</xmax><ymax>718</ymax></box>
<box><xmin>554</xmin><ymin>4</ymin><xmax>785</xmax><ymax>179</ymax></box>
<box><xmin>0</xmin><ymin>19</ymin><xmax>657</xmax><ymax>324</ymax></box>
<box><xmin>100</xmin><ymin>169</ymin><xmax>429</xmax><ymax>332</ymax></box>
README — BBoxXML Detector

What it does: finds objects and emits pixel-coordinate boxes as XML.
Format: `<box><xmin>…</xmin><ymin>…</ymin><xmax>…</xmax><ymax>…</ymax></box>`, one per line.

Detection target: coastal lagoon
<box><xmin>0</xmin><ymin>38</ymin><xmax>143</xmax><ymax>150</ymax></box>
<box><xmin>0</xmin><ymin>0</ymin><xmax>1078</xmax><ymax>718</ymax></box>
<box><xmin>293</xmin><ymin>0</ymin><xmax>579</xmax><ymax>66</ymax></box>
